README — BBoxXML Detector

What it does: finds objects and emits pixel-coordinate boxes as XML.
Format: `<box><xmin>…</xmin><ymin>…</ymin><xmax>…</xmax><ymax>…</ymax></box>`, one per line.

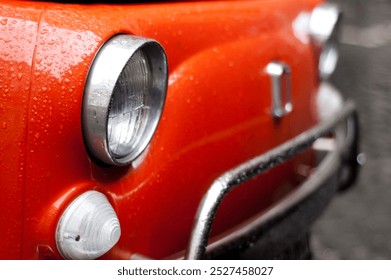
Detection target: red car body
<box><xmin>0</xmin><ymin>0</ymin><xmax>358</xmax><ymax>259</ymax></box>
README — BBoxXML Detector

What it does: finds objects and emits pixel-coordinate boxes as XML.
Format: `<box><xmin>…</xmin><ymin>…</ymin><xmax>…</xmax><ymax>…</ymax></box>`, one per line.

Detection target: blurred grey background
<box><xmin>312</xmin><ymin>0</ymin><xmax>391</xmax><ymax>259</ymax></box>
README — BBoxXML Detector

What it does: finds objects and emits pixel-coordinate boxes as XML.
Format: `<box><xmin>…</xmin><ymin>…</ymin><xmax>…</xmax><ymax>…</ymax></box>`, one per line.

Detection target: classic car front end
<box><xmin>0</xmin><ymin>0</ymin><xmax>359</xmax><ymax>260</ymax></box>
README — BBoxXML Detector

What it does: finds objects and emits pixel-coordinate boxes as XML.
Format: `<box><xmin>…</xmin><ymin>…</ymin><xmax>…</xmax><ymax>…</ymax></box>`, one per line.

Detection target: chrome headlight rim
<box><xmin>82</xmin><ymin>34</ymin><xmax>168</xmax><ymax>166</ymax></box>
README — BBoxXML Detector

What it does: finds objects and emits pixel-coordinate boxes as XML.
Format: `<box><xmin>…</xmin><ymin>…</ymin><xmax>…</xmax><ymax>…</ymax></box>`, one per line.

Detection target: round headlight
<box><xmin>83</xmin><ymin>35</ymin><xmax>168</xmax><ymax>166</ymax></box>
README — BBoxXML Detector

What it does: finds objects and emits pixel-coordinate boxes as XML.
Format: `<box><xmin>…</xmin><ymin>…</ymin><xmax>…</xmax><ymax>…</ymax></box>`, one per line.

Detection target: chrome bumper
<box><xmin>185</xmin><ymin>100</ymin><xmax>359</xmax><ymax>260</ymax></box>
<box><xmin>130</xmin><ymin>85</ymin><xmax>359</xmax><ymax>260</ymax></box>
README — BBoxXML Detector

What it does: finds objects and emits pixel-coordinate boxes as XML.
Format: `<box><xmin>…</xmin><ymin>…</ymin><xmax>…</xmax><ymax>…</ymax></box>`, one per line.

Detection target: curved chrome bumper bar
<box><xmin>185</xmin><ymin>101</ymin><xmax>359</xmax><ymax>259</ymax></box>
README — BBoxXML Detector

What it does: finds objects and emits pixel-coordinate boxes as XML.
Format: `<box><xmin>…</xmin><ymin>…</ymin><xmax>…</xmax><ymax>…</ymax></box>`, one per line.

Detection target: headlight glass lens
<box><xmin>108</xmin><ymin>49</ymin><xmax>151</xmax><ymax>158</ymax></box>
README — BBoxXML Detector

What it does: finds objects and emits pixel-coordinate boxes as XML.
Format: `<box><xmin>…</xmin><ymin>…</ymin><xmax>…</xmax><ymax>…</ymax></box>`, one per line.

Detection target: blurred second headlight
<box><xmin>309</xmin><ymin>3</ymin><xmax>341</xmax><ymax>80</ymax></box>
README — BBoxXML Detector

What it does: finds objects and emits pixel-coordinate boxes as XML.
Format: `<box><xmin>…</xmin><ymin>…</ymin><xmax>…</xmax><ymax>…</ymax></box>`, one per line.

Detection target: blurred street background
<box><xmin>312</xmin><ymin>0</ymin><xmax>391</xmax><ymax>259</ymax></box>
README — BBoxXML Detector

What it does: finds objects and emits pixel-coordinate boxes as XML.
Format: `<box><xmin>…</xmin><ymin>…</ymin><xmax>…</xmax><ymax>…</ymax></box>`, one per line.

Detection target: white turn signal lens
<box><xmin>317</xmin><ymin>83</ymin><xmax>343</xmax><ymax>121</ymax></box>
<box><xmin>56</xmin><ymin>191</ymin><xmax>121</xmax><ymax>260</ymax></box>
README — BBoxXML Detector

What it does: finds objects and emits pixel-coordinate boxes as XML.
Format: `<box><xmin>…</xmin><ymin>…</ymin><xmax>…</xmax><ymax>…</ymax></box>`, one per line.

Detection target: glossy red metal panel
<box><xmin>0</xmin><ymin>0</ymin><xmax>322</xmax><ymax>259</ymax></box>
<box><xmin>0</xmin><ymin>2</ymin><xmax>44</xmax><ymax>259</ymax></box>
